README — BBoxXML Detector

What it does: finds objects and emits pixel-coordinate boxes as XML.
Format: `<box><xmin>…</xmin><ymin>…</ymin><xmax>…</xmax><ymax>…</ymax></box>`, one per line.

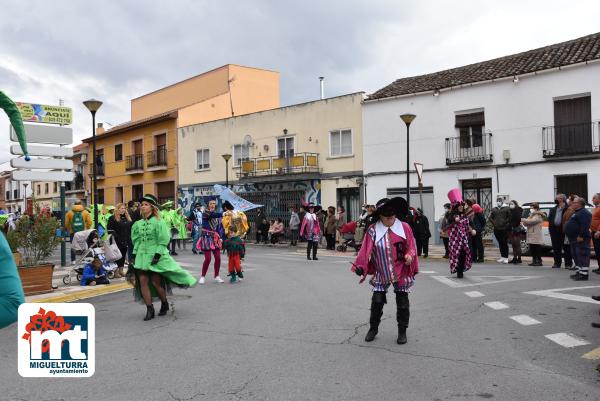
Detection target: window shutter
<box><xmin>455</xmin><ymin>112</ymin><xmax>485</xmax><ymax>128</ymax></box>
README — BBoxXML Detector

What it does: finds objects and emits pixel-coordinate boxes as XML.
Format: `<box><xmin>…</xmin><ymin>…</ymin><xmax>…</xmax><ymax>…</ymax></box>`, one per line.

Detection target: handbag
<box><xmin>103</xmin><ymin>235</ymin><xmax>123</xmax><ymax>262</ymax></box>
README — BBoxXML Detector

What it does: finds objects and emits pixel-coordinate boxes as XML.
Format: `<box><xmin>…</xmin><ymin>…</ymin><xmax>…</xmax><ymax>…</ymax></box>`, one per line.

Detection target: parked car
<box><xmin>520</xmin><ymin>201</ymin><xmax>595</xmax><ymax>256</ymax></box>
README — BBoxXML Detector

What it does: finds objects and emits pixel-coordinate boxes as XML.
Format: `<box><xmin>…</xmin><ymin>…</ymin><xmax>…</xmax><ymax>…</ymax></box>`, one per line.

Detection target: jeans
<box><xmin>290</xmin><ymin>229</ymin><xmax>299</xmax><ymax>245</ymax></box>
<box><xmin>494</xmin><ymin>229</ymin><xmax>509</xmax><ymax>258</ymax></box>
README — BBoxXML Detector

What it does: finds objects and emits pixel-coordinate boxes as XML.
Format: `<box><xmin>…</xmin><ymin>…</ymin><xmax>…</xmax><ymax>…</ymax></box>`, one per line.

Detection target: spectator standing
<box><xmin>566</xmin><ymin>197</ymin><xmax>592</xmax><ymax>281</ymax></box>
<box><xmin>521</xmin><ymin>203</ymin><xmax>545</xmax><ymax>266</ymax></box>
<box><xmin>548</xmin><ymin>194</ymin><xmax>572</xmax><ymax>269</ymax></box>
<box><xmin>254</xmin><ymin>208</ymin><xmax>265</xmax><ymax>243</ymax></box>
<box><xmin>591</xmin><ymin>193</ymin><xmax>600</xmax><ymax>274</ymax></box>
<box><xmin>412</xmin><ymin>208</ymin><xmax>431</xmax><ymax>257</ymax></box>
<box><xmin>107</xmin><ymin>203</ymin><xmax>132</xmax><ymax>278</ymax></box>
<box><xmin>289</xmin><ymin>207</ymin><xmax>300</xmax><ymax>246</ymax></box>
<box><xmin>297</xmin><ymin>206</ymin><xmax>306</xmax><ymax>242</ymax></box>
<box><xmin>439</xmin><ymin>203</ymin><xmax>451</xmax><ymax>258</ymax></box>
<box><xmin>489</xmin><ymin>198</ymin><xmax>511</xmax><ymax>264</ymax></box>
<box><xmin>508</xmin><ymin>200</ymin><xmax>524</xmax><ymax>264</ymax></box>
<box><xmin>471</xmin><ymin>204</ymin><xmax>486</xmax><ymax>263</ymax></box>
<box><xmin>188</xmin><ymin>203</ymin><xmax>203</xmax><ymax>254</ymax></box>
<box><xmin>325</xmin><ymin>207</ymin><xmax>337</xmax><ymax>250</ymax></box>
<box><xmin>65</xmin><ymin>200</ymin><xmax>93</xmax><ymax>264</ymax></box>
<box><xmin>561</xmin><ymin>195</ymin><xmax>579</xmax><ymax>271</ymax></box>
<box><xmin>336</xmin><ymin>206</ymin><xmax>347</xmax><ymax>244</ymax></box>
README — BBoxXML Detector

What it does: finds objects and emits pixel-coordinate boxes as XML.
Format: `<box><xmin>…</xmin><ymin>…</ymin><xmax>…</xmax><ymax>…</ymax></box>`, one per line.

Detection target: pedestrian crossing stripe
<box><xmin>484</xmin><ymin>301</ymin><xmax>509</xmax><ymax>310</ymax></box>
<box><xmin>509</xmin><ymin>315</ymin><xmax>541</xmax><ymax>326</ymax></box>
<box><xmin>524</xmin><ymin>286</ymin><xmax>600</xmax><ymax>304</ymax></box>
<box><xmin>545</xmin><ymin>333</ymin><xmax>591</xmax><ymax>348</ymax></box>
<box><xmin>430</xmin><ymin>275</ymin><xmax>539</xmax><ymax>288</ymax></box>
<box><xmin>464</xmin><ymin>291</ymin><xmax>485</xmax><ymax>297</ymax></box>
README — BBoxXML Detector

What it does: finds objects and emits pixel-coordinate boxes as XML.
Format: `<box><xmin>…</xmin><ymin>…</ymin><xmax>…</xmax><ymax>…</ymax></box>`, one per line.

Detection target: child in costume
<box><xmin>174</xmin><ymin>207</ymin><xmax>189</xmax><ymax>251</ymax></box>
<box><xmin>447</xmin><ymin>188</ymin><xmax>475</xmax><ymax>278</ymax></box>
<box><xmin>197</xmin><ymin>199</ymin><xmax>225</xmax><ymax>284</ymax></box>
<box><xmin>222</xmin><ymin>201</ymin><xmax>249</xmax><ymax>283</ymax></box>
<box><xmin>127</xmin><ymin>194</ymin><xmax>197</xmax><ymax>321</ymax></box>
<box><xmin>300</xmin><ymin>204</ymin><xmax>322</xmax><ymax>260</ymax></box>
<box><xmin>350</xmin><ymin>197</ymin><xmax>418</xmax><ymax>345</ymax></box>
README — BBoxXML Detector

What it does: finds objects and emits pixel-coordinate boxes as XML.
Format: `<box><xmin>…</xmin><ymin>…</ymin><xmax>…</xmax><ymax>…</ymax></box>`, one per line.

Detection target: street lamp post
<box><xmin>22</xmin><ymin>183</ymin><xmax>28</xmax><ymax>214</ymax></box>
<box><xmin>83</xmin><ymin>99</ymin><xmax>103</xmax><ymax>230</ymax></box>
<box><xmin>400</xmin><ymin>114</ymin><xmax>416</xmax><ymax>209</ymax></box>
<box><xmin>222</xmin><ymin>153</ymin><xmax>232</xmax><ymax>188</ymax></box>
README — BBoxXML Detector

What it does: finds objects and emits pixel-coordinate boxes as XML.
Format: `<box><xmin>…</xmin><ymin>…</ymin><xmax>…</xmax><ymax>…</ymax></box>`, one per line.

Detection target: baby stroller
<box><xmin>62</xmin><ymin>229</ymin><xmax>118</xmax><ymax>285</ymax></box>
<box><xmin>336</xmin><ymin>221</ymin><xmax>362</xmax><ymax>253</ymax></box>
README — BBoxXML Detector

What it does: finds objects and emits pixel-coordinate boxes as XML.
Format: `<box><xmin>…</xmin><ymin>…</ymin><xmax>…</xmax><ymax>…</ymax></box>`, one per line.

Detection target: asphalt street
<box><xmin>1</xmin><ymin>244</ymin><xmax>600</xmax><ymax>401</ymax></box>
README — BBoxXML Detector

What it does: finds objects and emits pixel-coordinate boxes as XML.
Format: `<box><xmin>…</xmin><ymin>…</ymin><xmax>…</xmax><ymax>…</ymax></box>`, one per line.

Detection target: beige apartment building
<box><xmin>177</xmin><ymin>92</ymin><xmax>364</xmax><ymax>225</ymax></box>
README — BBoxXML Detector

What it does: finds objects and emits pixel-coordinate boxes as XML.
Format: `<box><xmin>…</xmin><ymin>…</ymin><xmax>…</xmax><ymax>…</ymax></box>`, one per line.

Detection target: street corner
<box><xmin>26</xmin><ymin>281</ymin><xmax>132</xmax><ymax>304</ymax></box>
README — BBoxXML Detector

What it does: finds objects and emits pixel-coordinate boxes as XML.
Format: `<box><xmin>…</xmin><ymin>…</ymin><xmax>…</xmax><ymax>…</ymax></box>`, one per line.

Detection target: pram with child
<box><xmin>336</xmin><ymin>220</ymin><xmax>363</xmax><ymax>253</ymax></box>
<box><xmin>62</xmin><ymin>229</ymin><xmax>118</xmax><ymax>285</ymax></box>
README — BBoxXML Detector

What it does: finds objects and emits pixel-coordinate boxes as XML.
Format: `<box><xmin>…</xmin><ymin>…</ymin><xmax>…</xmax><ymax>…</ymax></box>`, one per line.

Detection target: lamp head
<box><xmin>400</xmin><ymin>113</ymin><xmax>416</xmax><ymax>126</ymax></box>
<box><xmin>222</xmin><ymin>153</ymin><xmax>232</xmax><ymax>162</ymax></box>
<box><xmin>83</xmin><ymin>99</ymin><xmax>103</xmax><ymax>113</ymax></box>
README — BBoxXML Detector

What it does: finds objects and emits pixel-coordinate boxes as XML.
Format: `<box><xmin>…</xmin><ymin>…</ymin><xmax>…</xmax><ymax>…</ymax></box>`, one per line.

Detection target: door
<box><xmin>242</xmin><ymin>189</ymin><xmax>305</xmax><ymax>240</ymax></box>
<box><xmin>156</xmin><ymin>181</ymin><xmax>175</xmax><ymax>205</ymax></box>
<box><xmin>277</xmin><ymin>137</ymin><xmax>295</xmax><ymax>158</ymax></box>
<box><xmin>337</xmin><ymin>187</ymin><xmax>360</xmax><ymax>222</ymax></box>
<box><xmin>462</xmin><ymin>178</ymin><xmax>493</xmax><ymax>218</ymax></box>
<box><xmin>132</xmin><ymin>184</ymin><xmax>144</xmax><ymax>203</ymax></box>
<box><xmin>555</xmin><ymin>174</ymin><xmax>588</xmax><ymax>200</ymax></box>
<box><xmin>554</xmin><ymin>96</ymin><xmax>591</xmax><ymax>155</ymax></box>
<box><xmin>155</xmin><ymin>134</ymin><xmax>167</xmax><ymax>165</ymax></box>
<box><xmin>132</xmin><ymin>139</ymin><xmax>144</xmax><ymax>169</ymax></box>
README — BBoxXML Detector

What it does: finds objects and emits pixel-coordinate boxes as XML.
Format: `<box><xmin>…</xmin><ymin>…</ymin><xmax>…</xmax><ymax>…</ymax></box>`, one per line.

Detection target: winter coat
<box><xmin>548</xmin><ymin>205</ymin><xmax>566</xmax><ymax>234</ymax></box>
<box><xmin>439</xmin><ymin>213</ymin><xmax>450</xmax><ymax>238</ymax></box>
<box><xmin>510</xmin><ymin>207</ymin><xmax>523</xmax><ymax>228</ymax></box>
<box><xmin>565</xmin><ymin>208</ymin><xmax>592</xmax><ymax>241</ymax></box>
<box><xmin>561</xmin><ymin>206</ymin><xmax>576</xmax><ymax>232</ymax></box>
<box><xmin>289</xmin><ymin>212</ymin><xmax>300</xmax><ymax>230</ymax></box>
<box><xmin>473</xmin><ymin>212</ymin><xmax>486</xmax><ymax>233</ymax></box>
<box><xmin>325</xmin><ymin>214</ymin><xmax>337</xmax><ymax>235</ymax></box>
<box><xmin>522</xmin><ymin>210</ymin><xmax>545</xmax><ymax>245</ymax></box>
<box><xmin>336</xmin><ymin>211</ymin><xmax>347</xmax><ymax>229</ymax></box>
<box><xmin>412</xmin><ymin>214</ymin><xmax>431</xmax><ymax>240</ymax></box>
<box><xmin>489</xmin><ymin>206</ymin><xmax>511</xmax><ymax>230</ymax></box>
<box><xmin>107</xmin><ymin>215</ymin><xmax>132</xmax><ymax>248</ymax></box>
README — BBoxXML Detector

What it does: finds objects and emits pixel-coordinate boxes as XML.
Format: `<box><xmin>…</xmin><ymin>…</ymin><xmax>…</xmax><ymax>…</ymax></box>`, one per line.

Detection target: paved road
<box><xmin>1</xmin><ymin>245</ymin><xmax>599</xmax><ymax>401</ymax></box>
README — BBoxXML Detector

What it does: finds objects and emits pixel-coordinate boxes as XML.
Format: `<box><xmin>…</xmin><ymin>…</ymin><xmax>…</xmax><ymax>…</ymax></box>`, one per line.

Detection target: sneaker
<box><xmin>501</xmin><ymin>258</ymin><xmax>509</xmax><ymax>264</ymax></box>
<box><xmin>497</xmin><ymin>258</ymin><xmax>504</xmax><ymax>263</ymax></box>
<box><xmin>214</xmin><ymin>276</ymin><xmax>224</xmax><ymax>283</ymax></box>
<box><xmin>199</xmin><ymin>276</ymin><xmax>205</xmax><ymax>284</ymax></box>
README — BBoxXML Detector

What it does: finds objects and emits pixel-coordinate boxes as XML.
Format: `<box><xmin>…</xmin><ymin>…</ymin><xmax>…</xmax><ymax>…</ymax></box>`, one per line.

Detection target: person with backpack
<box><xmin>65</xmin><ymin>200</ymin><xmax>93</xmax><ymax>264</ymax></box>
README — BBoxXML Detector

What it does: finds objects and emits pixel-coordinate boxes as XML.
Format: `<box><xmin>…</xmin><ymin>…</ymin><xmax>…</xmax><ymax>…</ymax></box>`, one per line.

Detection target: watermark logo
<box><xmin>18</xmin><ymin>303</ymin><xmax>95</xmax><ymax>377</ymax></box>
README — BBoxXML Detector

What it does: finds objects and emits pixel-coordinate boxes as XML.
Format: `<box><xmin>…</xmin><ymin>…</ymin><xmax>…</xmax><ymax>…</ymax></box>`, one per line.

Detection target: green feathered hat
<box><xmin>161</xmin><ymin>200</ymin><xmax>174</xmax><ymax>209</ymax></box>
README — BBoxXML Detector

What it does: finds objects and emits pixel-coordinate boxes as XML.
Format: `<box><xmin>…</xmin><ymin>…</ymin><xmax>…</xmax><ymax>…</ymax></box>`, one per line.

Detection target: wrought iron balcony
<box><xmin>445</xmin><ymin>132</ymin><xmax>493</xmax><ymax>165</ymax></box>
<box><xmin>126</xmin><ymin>154</ymin><xmax>144</xmax><ymax>173</ymax></box>
<box><xmin>89</xmin><ymin>163</ymin><xmax>105</xmax><ymax>177</ymax></box>
<box><xmin>234</xmin><ymin>152</ymin><xmax>320</xmax><ymax>178</ymax></box>
<box><xmin>542</xmin><ymin>121</ymin><xmax>600</xmax><ymax>158</ymax></box>
<box><xmin>147</xmin><ymin>146</ymin><xmax>168</xmax><ymax>169</ymax></box>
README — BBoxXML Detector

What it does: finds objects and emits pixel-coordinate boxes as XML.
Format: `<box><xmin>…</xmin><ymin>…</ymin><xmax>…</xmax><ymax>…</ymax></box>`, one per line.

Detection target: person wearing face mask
<box><xmin>565</xmin><ymin>197</ymin><xmax>592</xmax><ymax>281</ymax></box>
<box><xmin>350</xmin><ymin>197</ymin><xmax>418</xmax><ymax>345</ymax></box>
<box><xmin>548</xmin><ymin>194</ymin><xmax>573</xmax><ymax>269</ymax></box>
<box><xmin>508</xmin><ymin>200</ymin><xmax>524</xmax><ymax>264</ymax></box>
<box><xmin>521</xmin><ymin>203</ymin><xmax>545</xmax><ymax>266</ymax></box>
<box><xmin>489</xmin><ymin>197</ymin><xmax>511</xmax><ymax>264</ymax></box>
<box><xmin>439</xmin><ymin>203</ymin><xmax>451</xmax><ymax>258</ymax></box>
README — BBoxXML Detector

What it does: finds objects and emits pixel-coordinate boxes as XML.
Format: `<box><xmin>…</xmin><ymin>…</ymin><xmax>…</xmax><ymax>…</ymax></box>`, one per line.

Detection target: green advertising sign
<box><xmin>16</xmin><ymin>102</ymin><xmax>72</xmax><ymax>125</ymax></box>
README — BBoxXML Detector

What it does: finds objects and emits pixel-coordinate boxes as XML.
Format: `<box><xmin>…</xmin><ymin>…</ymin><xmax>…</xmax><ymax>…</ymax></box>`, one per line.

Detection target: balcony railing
<box><xmin>445</xmin><ymin>132</ymin><xmax>493</xmax><ymax>165</ymax></box>
<box><xmin>89</xmin><ymin>163</ymin><xmax>105</xmax><ymax>177</ymax></box>
<box><xmin>234</xmin><ymin>152</ymin><xmax>320</xmax><ymax>177</ymax></box>
<box><xmin>147</xmin><ymin>146</ymin><xmax>168</xmax><ymax>168</ymax></box>
<box><xmin>542</xmin><ymin>121</ymin><xmax>600</xmax><ymax>158</ymax></box>
<box><xmin>126</xmin><ymin>154</ymin><xmax>144</xmax><ymax>172</ymax></box>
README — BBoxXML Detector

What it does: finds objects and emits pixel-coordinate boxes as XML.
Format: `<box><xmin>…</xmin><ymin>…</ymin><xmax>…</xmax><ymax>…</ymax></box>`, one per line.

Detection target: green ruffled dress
<box><xmin>128</xmin><ymin>216</ymin><xmax>197</xmax><ymax>302</ymax></box>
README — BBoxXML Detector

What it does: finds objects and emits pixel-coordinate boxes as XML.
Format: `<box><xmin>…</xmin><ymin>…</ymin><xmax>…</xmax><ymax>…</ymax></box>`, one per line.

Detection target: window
<box><xmin>44</xmin><ymin>183</ymin><xmax>49</xmax><ymax>194</ymax></box>
<box><xmin>97</xmin><ymin>189</ymin><xmax>104</xmax><ymax>204</ymax></box>
<box><xmin>115</xmin><ymin>187</ymin><xmax>123</xmax><ymax>204</ymax></box>
<box><xmin>115</xmin><ymin>144</ymin><xmax>123</xmax><ymax>161</ymax></box>
<box><xmin>455</xmin><ymin>111</ymin><xmax>484</xmax><ymax>149</ymax></box>
<box><xmin>37</xmin><ymin>185</ymin><xmax>41</xmax><ymax>195</ymax></box>
<box><xmin>233</xmin><ymin>144</ymin><xmax>250</xmax><ymax>166</ymax></box>
<box><xmin>53</xmin><ymin>182</ymin><xmax>58</xmax><ymax>193</ymax></box>
<box><xmin>196</xmin><ymin>149</ymin><xmax>210</xmax><ymax>170</ymax></box>
<box><xmin>330</xmin><ymin>129</ymin><xmax>353</xmax><ymax>156</ymax></box>
<box><xmin>132</xmin><ymin>184</ymin><xmax>144</xmax><ymax>202</ymax></box>
<box><xmin>5</xmin><ymin>191</ymin><xmax>9</xmax><ymax>200</ymax></box>
<box><xmin>277</xmin><ymin>137</ymin><xmax>294</xmax><ymax>158</ymax></box>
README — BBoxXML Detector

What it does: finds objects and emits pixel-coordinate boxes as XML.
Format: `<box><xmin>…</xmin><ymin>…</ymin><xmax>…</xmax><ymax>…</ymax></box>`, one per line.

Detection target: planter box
<box><xmin>12</xmin><ymin>252</ymin><xmax>22</xmax><ymax>266</ymax></box>
<box><xmin>18</xmin><ymin>264</ymin><xmax>54</xmax><ymax>296</ymax></box>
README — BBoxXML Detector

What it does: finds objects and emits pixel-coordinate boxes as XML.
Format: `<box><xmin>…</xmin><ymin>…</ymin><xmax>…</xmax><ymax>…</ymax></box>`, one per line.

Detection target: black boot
<box><xmin>307</xmin><ymin>242</ymin><xmax>312</xmax><ymax>260</ymax></box>
<box><xmin>396</xmin><ymin>292</ymin><xmax>410</xmax><ymax>344</ymax></box>
<box><xmin>516</xmin><ymin>257</ymin><xmax>522</xmax><ymax>264</ymax></box>
<box><xmin>457</xmin><ymin>266</ymin><xmax>464</xmax><ymax>279</ymax></box>
<box><xmin>312</xmin><ymin>242</ymin><xmax>318</xmax><ymax>260</ymax></box>
<box><xmin>144</xmin><ymin>304</ymin><xmax>155</xmax><ymax>321</ymax></box>
<box><xmin>158</xmin><ymin>301</ymin><xmax>169</xmax><ymax>316</ymax></box>
<box><xmin>365</xmin><ymin>292</ymin><xmax>386</xmax><ymax>342</ymax></box>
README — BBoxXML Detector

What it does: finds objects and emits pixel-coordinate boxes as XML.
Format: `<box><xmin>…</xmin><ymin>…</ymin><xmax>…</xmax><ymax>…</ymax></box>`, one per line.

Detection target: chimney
<box><xmin>319</xmin><ymin>77</ymin><xmax>325</xmax><ymax>100</ymax></box>
<box><xmin>96</xmin><ymin>122</ymin><xmax>105</xmax><ymax>135</ymax></box>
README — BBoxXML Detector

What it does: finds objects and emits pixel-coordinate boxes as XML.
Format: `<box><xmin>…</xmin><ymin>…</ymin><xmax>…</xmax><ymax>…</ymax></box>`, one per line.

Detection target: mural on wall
<box><xmin>177</xmin><ymin>179</ymin><xmax>321</xmax><ymax>215</ymax></box>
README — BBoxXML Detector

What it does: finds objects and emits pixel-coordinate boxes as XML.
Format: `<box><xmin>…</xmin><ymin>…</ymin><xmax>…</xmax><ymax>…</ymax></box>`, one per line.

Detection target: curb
<box><xmin>27</xmin><ymin>282</ymin><xmax>132</xmax><ymax>304</ymax></box>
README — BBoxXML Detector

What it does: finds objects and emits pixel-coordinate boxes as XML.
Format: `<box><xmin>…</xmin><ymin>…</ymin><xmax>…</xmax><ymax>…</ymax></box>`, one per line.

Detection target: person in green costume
<box><xmin>174</xmin><ymin>207</ymin><xmax>189</xmax><ymax>251</ymax></box>
<box><xmin>160</xmin><ymin>201</ymin><xmax>178</xmax><ymax>256</ymax></box>
<box><xmin>0</xmin><ymin>232</ymin><xmax>25</xmax><ymax>328</ymax></box>
<box><xmin>127</xmin><ymin>194</ymin><xmax>197</xmax><ymax>321</ymax></box>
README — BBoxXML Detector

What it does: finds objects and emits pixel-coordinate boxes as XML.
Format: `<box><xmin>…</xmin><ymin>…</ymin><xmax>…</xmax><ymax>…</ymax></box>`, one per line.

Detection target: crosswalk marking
<box><xmin>509</xmin><ymin>315</ymin><xmax>541</xmax><ymax>326</ymax></box>
<box><xmin>545</xmin><ymin>333</ymin><xmax>591</xmax><ymax>348</ymax></box>
<box><xmin>420</xmin><ymin>270</ymin><xmax>436</xmax><ymax>274</ymax></box>
<box><xmin>524</xmin><ymin>286</ymin><xmax>600</xmax><ymax>305</ymax></box>
<box><xmin>464</xmin><ymin>291</ymin><xmax>485</xmax><ymax>298</ymax></box>
<box><xmin>431</xmin><ymin>275</ymin><xmax>538</xmax><ymax>288</ymax></box>
<box><xmin>484</xmin><ymin>301</ymin><xmax>509</xmax><ymax>310</ymax></box>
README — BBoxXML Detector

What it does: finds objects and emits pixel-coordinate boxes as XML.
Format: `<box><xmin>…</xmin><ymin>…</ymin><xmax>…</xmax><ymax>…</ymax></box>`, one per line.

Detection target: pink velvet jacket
<box><xmin>351</xmin><ymin>220</ymin><xmax>419</xmax><ymax>284</ymax></box>
<box><xmin>300</xmin><ymin>214</ymin><xmax>322</xmax><ymax>237</ymax></box>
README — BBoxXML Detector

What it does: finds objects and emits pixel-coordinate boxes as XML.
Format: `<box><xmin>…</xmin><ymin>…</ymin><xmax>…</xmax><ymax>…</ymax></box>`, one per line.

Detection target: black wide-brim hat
<box><xmin>373</xmin><ymin>197</ymin><xmax>408</xmax><ymax>218</ymax></box>
<box><xmin>307</xmin><ymin>203</ymin><xmax>322</xmax><ymax>213</ymax></box>
<box><xmin>140</xmin><ymin>194</ymin><xmax>160</xmax><ymax>208</ymax></box>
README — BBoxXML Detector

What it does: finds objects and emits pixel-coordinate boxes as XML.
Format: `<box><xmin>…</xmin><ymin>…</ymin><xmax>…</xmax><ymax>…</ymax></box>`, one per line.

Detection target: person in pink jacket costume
<box><xmin>351</xmin><ymin>197</ymin><xmax>419</xmax><ymax>345</ymax></box>
<box><xmin>300</xmin><ymin>204</ymin><xmax>322</xmax><ymax>261</ymax></box>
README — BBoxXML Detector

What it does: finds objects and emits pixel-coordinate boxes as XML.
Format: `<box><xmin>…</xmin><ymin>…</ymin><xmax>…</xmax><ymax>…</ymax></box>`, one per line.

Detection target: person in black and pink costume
<box><xmin>351</xmin><ymin>197</ymin><xmax>419</xmax><ymax>345</ymax></box>
<box><xmin>300</xmin><ymin>204</ymin><xmax>322</xmax><ymax>260</ymax></box>
<box><xmin>447</xmin><ymin>188</ymin><xmax>475</xmax><ymax>278</ymax></box>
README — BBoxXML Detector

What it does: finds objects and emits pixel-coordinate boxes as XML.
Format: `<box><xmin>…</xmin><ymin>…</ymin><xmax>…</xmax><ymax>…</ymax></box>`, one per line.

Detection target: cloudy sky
<box><xmin>1</xmin><ymin>0</ymin><xmax>599</xmax><ymax>168</ymax></box>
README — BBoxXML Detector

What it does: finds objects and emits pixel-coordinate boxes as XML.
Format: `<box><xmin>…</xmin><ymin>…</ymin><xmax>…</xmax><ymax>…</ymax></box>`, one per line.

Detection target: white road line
<box><xmin>431</xmin><ymin>275</ymin><xmax>538</xmax><ymax>288</ymax></box>
<box><xmin>524</xmin><ymin>286</ymin><xmax>600</xmax><ymax>305</ymax></box>
<box><xmin>464</xmin><ymin>291</ymin><xmax>485</xmax><ymax>298</ymax></box>
<box><xmin>509</xmin><ymin>314</ymin><xmax>541</xmax><ymax>326</ymax></box>
<box><xmin>420</xmin><ymin>270</ymin><xmax>437</xmax><ymax>274</ymax></box>
<box><xmin>484</xmin><ymin>301</ymin><xmax>509</xmax><ymax>310</ymax></box>
<box><xmin>545</xmin><ymin>333</ymin><xmax>591</xmax><ymax>348</ymax></box>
